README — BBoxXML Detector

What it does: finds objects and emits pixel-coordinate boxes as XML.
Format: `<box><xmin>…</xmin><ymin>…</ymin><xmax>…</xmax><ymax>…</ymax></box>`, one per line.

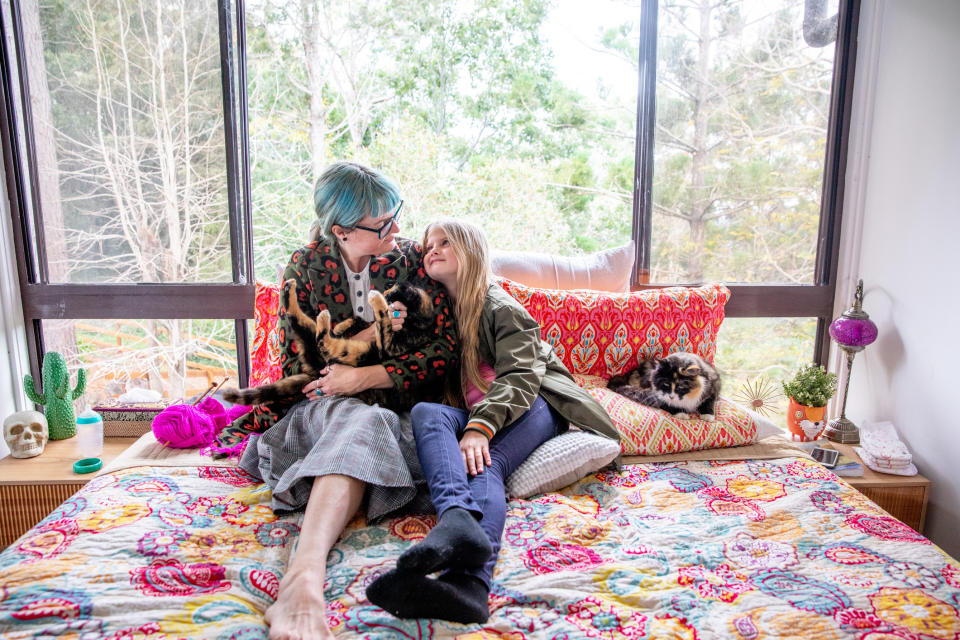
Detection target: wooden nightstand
<box><xmin>0</xmin><ymin>437</ymin><xmax>136</xmax><ymax>549</ymax></box>
<box><xmin>825</xmin><ymin>442</ymin><xmax>930</xmax><ymax>534</ymax></box>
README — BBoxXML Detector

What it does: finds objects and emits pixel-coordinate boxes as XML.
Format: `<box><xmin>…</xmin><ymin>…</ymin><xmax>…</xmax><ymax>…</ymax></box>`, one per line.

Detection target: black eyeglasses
<box><xmin>353</xmin><ymin>200</ymin><xmax>403</xmax><ymax>239</ymax></box>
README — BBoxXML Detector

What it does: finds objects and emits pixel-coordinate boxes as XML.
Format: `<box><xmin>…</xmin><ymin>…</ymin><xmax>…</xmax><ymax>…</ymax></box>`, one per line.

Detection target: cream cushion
<box><xmin>491</xmin><ymin>241</ymin><xmax>635</xmax><ymax>292</ymax></box>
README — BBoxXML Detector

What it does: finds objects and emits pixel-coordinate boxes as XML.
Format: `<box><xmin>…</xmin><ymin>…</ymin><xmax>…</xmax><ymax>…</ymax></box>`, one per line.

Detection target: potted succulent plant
<box><xmin>781</xmin><ymin>364</ymin><xmax>838</xmax><ymax>442</ymax></box>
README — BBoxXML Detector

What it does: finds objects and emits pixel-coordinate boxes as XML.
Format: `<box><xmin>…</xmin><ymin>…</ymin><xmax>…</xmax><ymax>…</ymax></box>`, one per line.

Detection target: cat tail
<box><xmin>222</xmin><ymin>373</ymin><xmax>314</xmax><ymax>406</ymax></box>
<box><xmin>611</xmin><ymin>385</ymin><xmax>664</xmax><ymax>408</ymax></box>
<box><xmin>607</xmin><ymin>373</ymin><xmax>630</xmax><ymax>389</ymax></box>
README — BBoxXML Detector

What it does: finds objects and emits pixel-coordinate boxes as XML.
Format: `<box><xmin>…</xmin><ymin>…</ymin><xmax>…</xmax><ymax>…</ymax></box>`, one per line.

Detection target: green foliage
<box><xmin>781</xmin><ymin>363</ymin><xmax>838</xmax><ymax>407</ymax></box>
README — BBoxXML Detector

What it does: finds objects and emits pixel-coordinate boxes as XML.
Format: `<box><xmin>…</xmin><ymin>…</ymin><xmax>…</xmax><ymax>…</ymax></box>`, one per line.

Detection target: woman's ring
<box><xmin>393</xmin><ymin>310</ymin><xmax>401</xmax><ymax>318</ymax></box>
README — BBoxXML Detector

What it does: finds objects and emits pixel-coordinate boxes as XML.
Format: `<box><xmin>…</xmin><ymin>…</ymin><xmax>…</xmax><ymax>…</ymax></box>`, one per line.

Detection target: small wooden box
<box><xmin>93</xmin><ymin>400</ymin><xmax>172</xmax><ymax>437</ymax></box>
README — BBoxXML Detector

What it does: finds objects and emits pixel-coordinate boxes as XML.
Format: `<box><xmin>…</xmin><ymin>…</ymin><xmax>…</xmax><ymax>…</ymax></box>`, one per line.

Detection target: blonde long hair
<box><xmin>423</xmin><ymin>219</ymin><xmax>493</xmax><ymax>401</ymax></box>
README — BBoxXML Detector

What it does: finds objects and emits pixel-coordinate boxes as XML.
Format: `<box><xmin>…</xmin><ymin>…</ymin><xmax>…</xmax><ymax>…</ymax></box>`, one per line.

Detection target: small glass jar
<box><xmin>76</xmin><ymin>407</ymin><xmax>104</xmax><ymax>458</ymax></box>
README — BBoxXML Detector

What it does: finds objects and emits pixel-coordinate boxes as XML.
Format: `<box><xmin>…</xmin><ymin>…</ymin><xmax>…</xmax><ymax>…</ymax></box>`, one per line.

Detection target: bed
<box><xmin>1</xmin><ymin>431</ymin><xmax>959</xmax><ymax>639</ymax></box>
<box><xmin>3</xmin><ymin>280</ymin><xmax>959</xmax><ymax>639</ymax></box>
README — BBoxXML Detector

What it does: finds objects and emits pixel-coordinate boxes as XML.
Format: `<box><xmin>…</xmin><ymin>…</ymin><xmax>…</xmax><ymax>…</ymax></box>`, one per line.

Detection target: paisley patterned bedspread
<box><xmin>2</xmin><ymin>457</ymin><xmax>959</xmax><ymax>639</ymax></box>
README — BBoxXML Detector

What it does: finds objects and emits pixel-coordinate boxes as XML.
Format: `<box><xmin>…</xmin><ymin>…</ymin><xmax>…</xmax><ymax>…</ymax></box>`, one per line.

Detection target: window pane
<box><xmin>714</xmin><ymin>317</ymin><xmax>818</xmax><ymax>429</ymax></box>
<box><xmin>23</xmin><ymin>1</ymin><xmax>231</xmax><ymax>283</ymax></box>
<box><xmin>652</xmin><ymin>0</ymin><xmax>836</xmax><ymax>283</ymax></box>
<box><xmin>245</xmin><ymin>0</ymin><xmax>638</xmax><ymax>277</ymax></box>
<box><xmin>41</xmin><ymin>319</ymin><xmax>239</xmax><ymax>404</ymax></box>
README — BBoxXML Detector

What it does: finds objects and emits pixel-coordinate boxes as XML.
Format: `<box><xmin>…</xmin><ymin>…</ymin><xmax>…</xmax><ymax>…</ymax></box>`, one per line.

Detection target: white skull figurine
<box><xmin>3</xmin><ymin>410</ymin><xmax>49</xmax><ymax>459</ymax></box>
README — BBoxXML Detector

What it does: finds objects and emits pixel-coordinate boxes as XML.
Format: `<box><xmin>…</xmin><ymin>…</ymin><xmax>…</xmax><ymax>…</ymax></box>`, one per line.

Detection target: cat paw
<box><xmin>283</xmin><ymin>278</ymin><xmax>300</xmax><ymax>312</ymax></box>
<box><xmin>700</xmin><ymin>413</ymin><xmax>716</xmax><ymax>422</ymax></box>
<box><xmin>368</xmin><ymin>290</ymin><xmax>389</xmax><ymax>318</ymax></box>
<box><xmin>332</xmin><ymin>318</ymin><xmax>354</xmax><ymax>337</ymax></box>
<box><xmin>673</xmin><ymin>412</ymin><xmax>690</xmax><ymax>420</ymax></box>
<box><xmin>316</xmin><ymin>309</ymin><xmax>331</xmax><ymax>337</ymax></box>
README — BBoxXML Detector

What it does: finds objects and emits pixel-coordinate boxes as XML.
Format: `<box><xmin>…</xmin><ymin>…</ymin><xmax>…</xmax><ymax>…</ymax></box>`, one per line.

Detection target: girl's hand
<box><xmin>389</xmin><ymin>301</ymin><xmax>407</xmax><ymax>331</ymax></box>
<box><xmin>459</xmin><ymin>430</ymin><xmax>492</xmax><ymax>476</ymax></box>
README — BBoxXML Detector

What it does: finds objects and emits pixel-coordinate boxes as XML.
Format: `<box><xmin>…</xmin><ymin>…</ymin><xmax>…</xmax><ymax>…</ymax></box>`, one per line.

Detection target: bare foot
<box><xmin>263</xmin><ymin>568</ymin><xmax>334</xmax><ymax>640</ymax></box>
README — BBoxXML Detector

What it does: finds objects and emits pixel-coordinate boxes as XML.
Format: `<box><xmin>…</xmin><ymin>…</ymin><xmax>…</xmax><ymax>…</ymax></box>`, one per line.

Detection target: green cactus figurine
<box><xmin>24</xmin><ymin>351</ymin><xmax>86</xmax><ymax>440</ymax></box>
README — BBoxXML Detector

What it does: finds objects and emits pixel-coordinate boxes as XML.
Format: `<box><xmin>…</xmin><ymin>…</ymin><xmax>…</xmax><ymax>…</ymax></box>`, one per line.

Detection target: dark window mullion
<box><xmin>6</xmin><ymin>0</ymin><xmax>46</xmax><ymax>284</ymax></box>
<box><xmin>233</xmin><ymin>0</ymin><xmax>253</xmax><ymax>386</ymax></box>
<box><xmin>22</xmin><ymin>284</ymin><xmax>256</xmax><ymax>321</ymax></box>
<box><xmin>813</xmin><ymin>0</ymin><xmax>861</xmax><ymax>364</ymax></box>
<box><xmin>632</xmin><ymin>0</ymin><xmax>658</xmax><ymax>287</ymax></box>
<box><xmin>218</xmin><ymin>0</ymin><xmax>245</xmax><ymax>286</ymax></box>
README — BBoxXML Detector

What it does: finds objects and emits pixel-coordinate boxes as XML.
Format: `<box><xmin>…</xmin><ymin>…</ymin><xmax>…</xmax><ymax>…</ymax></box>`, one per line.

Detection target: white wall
<box><xmin>841</xmin><ymin>0</ymin><xmax>960</xmax><ymax>558</ymax></box>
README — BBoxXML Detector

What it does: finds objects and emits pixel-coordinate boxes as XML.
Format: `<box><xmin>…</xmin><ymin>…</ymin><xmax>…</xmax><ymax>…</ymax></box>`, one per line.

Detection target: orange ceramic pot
<box><xmin>786</xmin><ymin>397</ymin><xmax>827</xmax><ymax>442</ymax></box>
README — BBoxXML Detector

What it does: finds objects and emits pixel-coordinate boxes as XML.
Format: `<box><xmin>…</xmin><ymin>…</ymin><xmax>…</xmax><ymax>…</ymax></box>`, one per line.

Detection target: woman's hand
<box><xmin>302</xmin><ymin>364</ymin><xmax>376</xmax><ymax>399</ymax></box>
<box><xmin>389</xmin><ymin>301</ymin><xmax>407</xmax><ymax>331</ymax></box>
<box><xmin>459</xmin><ymin>430</ymin><xmax>492</xmax><ymax>476</ymax></box>
<box><xmin>354</xmin><ymin>324</ymin><xmax>377</xmax><ymax>344</ymax></box>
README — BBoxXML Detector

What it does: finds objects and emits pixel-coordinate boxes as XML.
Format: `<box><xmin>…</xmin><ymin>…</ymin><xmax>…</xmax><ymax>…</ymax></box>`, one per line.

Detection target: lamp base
<box><xmin>823</xmin><ymin>416</ymin><xmax>860</xmax><ymax>444</ymax></box>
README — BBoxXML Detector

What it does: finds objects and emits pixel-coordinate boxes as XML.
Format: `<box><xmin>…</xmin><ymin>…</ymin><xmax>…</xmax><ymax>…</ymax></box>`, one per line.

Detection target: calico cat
<box><xmin>223</xmin><ymin>279</ymin><xmax>437</xmax><ymax>411</ymax></box>
<box><xmin>606</xmin><ymin>352</ymin><xmax>721</xmax><ymax>421</ymax></box>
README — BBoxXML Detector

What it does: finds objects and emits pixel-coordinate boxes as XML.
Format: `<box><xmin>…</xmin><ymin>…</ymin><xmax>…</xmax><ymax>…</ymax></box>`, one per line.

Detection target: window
<box><xmin>1</xmin><ymin>0</ymin><xmax>253</xmax><ymax>402</ymax></box>
<box><xmin>3</xmin><ymin>0</ymin><xmax>858</xmax><ymax>409</ymax></box>
<box><xmin>244</xmin><ymin>0</ymin><xmax>857</xmax><ymax>405</ymax></box>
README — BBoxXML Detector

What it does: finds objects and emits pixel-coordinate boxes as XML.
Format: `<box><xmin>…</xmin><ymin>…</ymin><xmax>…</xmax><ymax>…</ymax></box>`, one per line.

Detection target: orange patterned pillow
<box><xmin>588</xmin><ymin>387</ymin><xmax>760</xmax><ymax>455</ymax></box>
<box><xmin>250</xmin><ymin>281</ymin><xmax>283</xmax><ymax>387</ymax></box>
<box><xmin>497</xmin><ymin>279</ymin><xmax>730</xmax><ymax>378</ymax></box>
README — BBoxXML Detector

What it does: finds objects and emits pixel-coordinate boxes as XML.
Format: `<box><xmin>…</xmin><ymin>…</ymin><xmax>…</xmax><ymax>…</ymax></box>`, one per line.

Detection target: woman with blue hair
<box><xmin>218</xmin><ymin>161</ymin><xmax>458</xmax><ymax>639</ymax></box>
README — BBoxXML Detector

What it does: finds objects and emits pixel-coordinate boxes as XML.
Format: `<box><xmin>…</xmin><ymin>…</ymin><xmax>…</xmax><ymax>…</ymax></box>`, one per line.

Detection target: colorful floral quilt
<box><xmin>2</xmin><ymin>457</ymin><xmax>959</xmax><ymax>639</ymax></box>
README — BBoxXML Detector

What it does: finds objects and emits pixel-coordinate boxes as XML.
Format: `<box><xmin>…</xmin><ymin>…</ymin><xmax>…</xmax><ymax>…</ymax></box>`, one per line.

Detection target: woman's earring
<box><xmin>341</xmin><ymin>236</ymin><xmax>348</xmax><ymax>242</ymax></box>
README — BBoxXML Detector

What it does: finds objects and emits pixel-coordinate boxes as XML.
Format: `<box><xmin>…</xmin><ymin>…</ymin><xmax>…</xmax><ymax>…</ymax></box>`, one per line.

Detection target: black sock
<box><xmin>397</xmin><ymin>507</ymin><xmax>492</xmax><ymax>574</ymax></box>
<box><xmin>366</xmin><ymin>569</ymin><xmax>490</xmax><ymax>624</ymax></box>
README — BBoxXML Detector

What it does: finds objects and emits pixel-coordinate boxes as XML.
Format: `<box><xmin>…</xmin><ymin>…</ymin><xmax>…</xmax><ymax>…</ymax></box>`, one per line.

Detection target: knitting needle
<box><xmin>193</xmin><ymin>379</ymin><xmax>225</xmax><ymax>405</ymax></box>
<box><xmin>191</xmin><ymin>381</ymin><xmax>217</xmax><ymax>406</ymax></box>
<box><xmin>192</xmin><ymin>378</ymin><xmax>227</xmax><ymax>406</ymax></box>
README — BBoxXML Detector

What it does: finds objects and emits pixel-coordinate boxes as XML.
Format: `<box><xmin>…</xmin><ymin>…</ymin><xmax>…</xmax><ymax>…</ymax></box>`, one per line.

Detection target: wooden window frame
<box><xmin>632</xmin><ymin>0</ymin><xmax>861</xmax><ymax>364</ymax></box>
<box><xmin>0</xmin><ymin>0</ymin><xmax>255</xmax><ymax>388</ymax></box>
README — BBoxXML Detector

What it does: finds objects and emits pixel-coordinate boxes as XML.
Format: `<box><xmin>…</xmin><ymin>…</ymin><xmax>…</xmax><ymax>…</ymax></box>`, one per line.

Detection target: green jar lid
<box><xmin>73</xmin><ymin>457</ymin><xmax>102</xmax><ymax>474</ymax></box>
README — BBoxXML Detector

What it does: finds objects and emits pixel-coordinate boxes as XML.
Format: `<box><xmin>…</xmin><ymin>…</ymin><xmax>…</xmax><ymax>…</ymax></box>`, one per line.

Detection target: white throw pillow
<box><xmin>505</xmin><ymin>430</ymin><xmax>621</xmax><ymax>499</ymax></box>
<box><xmin>750</xmin><ymin>407</ymin><xmax>784</xmax><ymax>440</ymax></box>
<box><xmin>491</xmin><ymin>241</ymin><xmax>635</xmax><ymax>292</ymax></box>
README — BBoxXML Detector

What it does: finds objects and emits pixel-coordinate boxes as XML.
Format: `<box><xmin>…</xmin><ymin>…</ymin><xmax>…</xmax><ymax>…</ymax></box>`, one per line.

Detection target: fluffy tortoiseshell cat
<box><xmin>223</xmin><ymin>279</ymin><xmax>437</xmax><ymax>411</ymax></box>
<box><xmin>606</xmin><ymin>352</ymin><xmax>721</xmax><ymax>421</ymax></box>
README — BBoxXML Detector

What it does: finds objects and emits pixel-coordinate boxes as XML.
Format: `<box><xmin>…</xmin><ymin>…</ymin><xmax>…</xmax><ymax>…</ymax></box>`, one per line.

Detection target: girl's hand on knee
<box><xmin>459</xmin><ymin>430</ymin><xmax>491</xmax><ymax>476</ymax></box>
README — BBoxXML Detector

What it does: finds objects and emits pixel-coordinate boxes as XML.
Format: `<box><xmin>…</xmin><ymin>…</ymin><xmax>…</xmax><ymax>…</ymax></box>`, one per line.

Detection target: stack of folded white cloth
<box><xmin>855</xmin><ymin>420</ymin><xmax>917</xmax><ymax>476</ymax></box>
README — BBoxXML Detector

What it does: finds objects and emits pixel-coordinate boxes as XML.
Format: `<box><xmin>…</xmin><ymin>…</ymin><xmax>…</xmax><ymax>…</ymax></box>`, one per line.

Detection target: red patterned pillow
<box><xmin>497</xmin><ymin>279</ymin><xmax>730</xmax><ymax>378</ymax></box>
<box><xmin>250</xmin><ymin>281</ymin><xmax>282</xmax><ymax>387</ymax></box>
<box><xmin>588</xmin><ymin>387</ymin><xmax>760</xmax><ymax>455</ymax></box>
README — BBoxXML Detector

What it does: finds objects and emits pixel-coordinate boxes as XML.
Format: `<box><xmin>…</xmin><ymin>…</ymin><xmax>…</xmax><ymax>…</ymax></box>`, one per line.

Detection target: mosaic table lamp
<box><xmin>823</xmin><ymin>279</ymin><xmax>878</xmax><ymax>444</ymax></box>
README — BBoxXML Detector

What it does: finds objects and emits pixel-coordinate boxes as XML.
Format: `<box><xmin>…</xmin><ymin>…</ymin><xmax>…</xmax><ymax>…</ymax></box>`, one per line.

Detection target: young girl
<box><xmin>367</xmin><ymin>219</ymin><xmax>619</xmax><ymax>623</ymax></box>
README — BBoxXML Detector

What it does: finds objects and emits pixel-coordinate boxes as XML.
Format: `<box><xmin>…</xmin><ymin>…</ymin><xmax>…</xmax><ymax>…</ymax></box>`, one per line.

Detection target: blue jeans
<box><xmin>410</xmin><ymin>396</ymin><xmax>565</xmax><ymax>586</ymax></box>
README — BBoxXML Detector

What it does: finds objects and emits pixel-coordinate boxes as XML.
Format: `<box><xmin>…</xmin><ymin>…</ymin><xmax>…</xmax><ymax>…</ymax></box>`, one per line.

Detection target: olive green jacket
<box><xmin>466</xmin><ymin>284</ymin><xmax>620</xmax><ymax>449</ymax></box>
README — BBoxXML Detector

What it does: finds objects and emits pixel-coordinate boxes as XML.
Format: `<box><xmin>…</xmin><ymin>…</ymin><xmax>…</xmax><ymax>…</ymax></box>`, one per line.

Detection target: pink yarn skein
<box><xmin>152</xmin><ymin>397</ymin><xmax>250</xmax><ymax>448</ymax></box>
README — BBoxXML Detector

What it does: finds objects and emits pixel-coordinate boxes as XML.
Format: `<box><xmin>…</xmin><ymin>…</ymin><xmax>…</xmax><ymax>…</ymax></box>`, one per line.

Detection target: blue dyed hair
<box><xmin>310</xmin><ymin>162</ymin><xmax>401</xmax><ymax>242</ymax></box>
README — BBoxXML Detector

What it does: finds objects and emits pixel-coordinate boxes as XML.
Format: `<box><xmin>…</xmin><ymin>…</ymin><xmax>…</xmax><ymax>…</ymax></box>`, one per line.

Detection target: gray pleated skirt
<box><xmin>238</xmin><ymin>396</ymin><xmax>431</xmax><ymax>522</ymax></box>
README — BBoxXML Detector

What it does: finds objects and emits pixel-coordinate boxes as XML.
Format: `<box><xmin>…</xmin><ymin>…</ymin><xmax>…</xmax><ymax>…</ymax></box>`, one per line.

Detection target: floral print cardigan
<box><xmin>214</xmin><ymin>236</ymin><xmax>458</xmax><ymax>451</ymax></box>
